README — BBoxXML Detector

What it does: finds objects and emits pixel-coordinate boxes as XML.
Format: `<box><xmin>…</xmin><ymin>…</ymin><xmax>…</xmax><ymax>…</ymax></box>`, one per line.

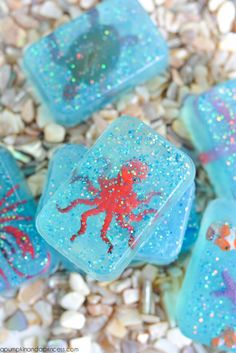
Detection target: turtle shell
<box><xmin>61</xmin><ymin>25</ymin><xmax>121</xmax><ymax>86</ymax></box>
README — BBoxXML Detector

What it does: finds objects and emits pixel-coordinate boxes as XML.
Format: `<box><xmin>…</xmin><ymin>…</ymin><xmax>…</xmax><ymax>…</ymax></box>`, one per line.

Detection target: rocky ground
<box><xmin>0</xmin><ymin>0</ymin><xmax>235</xmax><ymax>351</ymax></box>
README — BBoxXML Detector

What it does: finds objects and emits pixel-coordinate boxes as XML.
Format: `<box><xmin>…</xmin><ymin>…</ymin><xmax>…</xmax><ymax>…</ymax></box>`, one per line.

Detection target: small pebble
<box><xmin>34</xmin><ymin>300</ymin><xmax>53</xmax><ymax>327</ymax></box>
<box><xmin>217</xmin><ymin>1</ymin><xmax>236</xmax><ymax>33</ymax></box>
<box><xmin>69</xmin><ymin>273</ymin><xmax>90</xmax><ymax>296</ymax></box>
<box><xmin>21</xmin><ymin>98</ymin><xmax>35</xmax><ymax>123</ymax></box>
<box><xmin>39</xmin><ymin>1</ymin><xmax>63</xmax><ymax>19</ymax></box>
<box><xmin>154</xmin><ymin>338</ymin><xmax>179</xmax><ymax>353</ymax></box>
<box><xmin>87</xmin><ymin>304</ymin><xmax>113</xmax><ymax>317</ymax></box>
<box><xmin>0</xmin><ymin>110</ymin><xmax>24</xmax><ymax>137</ymax></box>
<box><xmin>44</xmin><ymin>123</ymin><xmax>66</xmax><ymax>143</ymax></box>
<box><xmin>122</xmin><ymin>289</ymin><xmax>140</xmax><ymax>305</ymax></box>
<box><xmin>48</xmin><ymin>339</ymin><xmax>68</xmax><ymax>349</ymax></box>
<box><xmin>60</xmin><ymin>291</ymin><xmax>85</xmax><ymax>311</ymax></box>
<box><xmin>0</xmin><ymin>17</ymin><xmax>26</xmax><ymax>48</ymax></box>
<box><xmin>167</xmin><ymin>328</ymin><xmax>192</xmax><ymax>349</ymax></box>
<box><xmin>18</xmin><ymin>280</ymin><xmax>45</xmax><ymax>305</ymax></box>
<box><xmin>80</xmin><ymin>0</ymin><xmax>96</xmax><ymax>9</ymax></box>
<box><xmin>22</xmin><ymin>336</ymin><xmax>38</xmax><ymax>348</ymax></box>
<box><xmin>60</xmin><ymin>310</ymin><xmax>86</xmax><ymax>330</ymax></box>
<box><xmin>70</xmin><ymin>336</ymin><xmax>92</xmax><ymax>352</ymax></box>
<box><xmin>138</xmin><ymin>0</ymin><xmax>155</xmax><ymax>12</ymax></box>
<box><xmin>5</xmin><ymin>309</ymin><xmax>28</xmax><ymax>331</ymax></box>
<box><xmin>106</xmin><ymin>318</ymin><xmax>128</xmax><ymax>338</ymax></box>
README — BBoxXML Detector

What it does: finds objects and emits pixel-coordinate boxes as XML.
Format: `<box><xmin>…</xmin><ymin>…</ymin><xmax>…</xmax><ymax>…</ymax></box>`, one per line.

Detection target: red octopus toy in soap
<box><xmin>57</xmin><ymin>159</ymin><xmax>161</xmax><ymax>253</ymax></box>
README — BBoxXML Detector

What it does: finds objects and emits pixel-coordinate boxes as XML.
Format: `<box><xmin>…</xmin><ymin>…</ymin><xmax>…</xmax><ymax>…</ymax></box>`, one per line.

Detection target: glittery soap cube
<box><xmin>37</xmin><ymin>144</ymin><xmax>87</xmax><ymax>272</ymax></box>
<box><xmin>177</xmin><ymin>199</ymin><xmax>236</xmax><ymax>351</ymax></box>
<box><xmin>181</xmin><ymin>80</ymin><xmax>236</xmax><ymax>199</ymax></box>
<box><xmin>23</xmin><ymin>0</ymin><xmax>168</xmax><ymax>127</ymax></box>
<box><xmin>38</xmin><ymin>143</ymin><xmax>195</xmax><ymax>267</ymax></box>
<box><xmin>0</xmin><ymin>147</ymin><xmax>56</xmax><ymax>292</ymax></box>
<box><xmin>36</xmin><ymin>116</ymin><xmax>195</xmax><ymax>281</ymax></box>
<box><xmin>136</xmin><ymin>184</ymin><xmax>195</xmax><ymax>265</ymax></box>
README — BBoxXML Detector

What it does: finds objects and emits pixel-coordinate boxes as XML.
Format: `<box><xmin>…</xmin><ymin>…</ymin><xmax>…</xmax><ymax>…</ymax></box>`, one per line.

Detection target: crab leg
<box><xmin>0</xmin><ymin>185</ymin><xmax>19</xmax><ymax>209</ymax></box>
<box><xmin>0</xmin><ymin>215</ymin><xmax>32</xmax><ymax>223</ymax></box>
<box><xmin>0</xmin><ymin>199</ymin><xmax>27</xmax><ymax>215</ymax></box>
<box><xmin>0</xmin><ymin>267</ymin><xmax>9</xmax><ymax>288</ymax></box>
<box><xmin>71</xmin><ymin>207</ymin><xmax>101</xmax><ymax>241</ymax></box>
<box><xmin>2</xmin><ymin>226</ymin><xmax>35</xmax><ymax>258</ymax></box>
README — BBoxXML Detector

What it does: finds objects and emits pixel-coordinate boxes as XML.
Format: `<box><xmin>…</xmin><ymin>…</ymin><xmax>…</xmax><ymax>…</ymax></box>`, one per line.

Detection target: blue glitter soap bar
<box><xmin>0</xmin><ymin>147</ymin><xmax>56</xmax><ymax>292</ymax></box>
<box><xmin>36</xmin><ymin>116</ymin><xmax>195</xmax><ymax>280</ymax></box>
<box><xmin>177</xmin><ymin>199</ymin><xmax>236</xmax><ymax>351</ymax></box>
<box><xmin>37</xmin><ymin>144</ymin><xmax>87</xmax><ymax>272</ymax></box>
<box><xmin>23</xmin><ymin>0</ymin><xmax>168</xmax><ymax>127</ymax></box>
<box><xmin>181</xmin><ymin>80</ymin><xmax>236</xmax><ymax>199</ymax></box>
<box><xmin>39</xmin><ymin>143</ymin><xmax>195</xmax><ymax>267</ymax></box>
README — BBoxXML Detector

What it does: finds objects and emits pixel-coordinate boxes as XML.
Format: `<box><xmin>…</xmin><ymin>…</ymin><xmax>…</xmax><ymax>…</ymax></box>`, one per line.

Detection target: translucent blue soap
<box><xmin>181</xmin><ymin>197</ymin><xmax>201</xmax><ymax>254</ymax></box>
<box><xmin>181</xmin><ymin>80</ymin><xmax>236</xmax><ymax>199</ymax></box>
<box><xmin>40</xmin><ymin>144</ymin><xmax>195</xmax><ymax>267</ymax></box>
<box><xmin>0</xmin><ymin>147</ymin><xmax>56</xmax><ymax>292</ymax></box>
<box><xmin>37</xmin><ymin>144</ymin><xmax>87</xmax><ymax>272</ymax></box>
<box><xmin>23</xmin><ymin>0</ymin><xmax>168</xmax><ymax>127</ymax></box>
<box><xmin>36</xmin><ymin>116</ymin><xmax>195</xmax><ymax>281</ymax></box>
<box><xmin>136</xmin><ymin>184</ymin><xmax>194</xmax><ymax>265</ymax></box>
<box><xmin>177</xmin><ymin>199</ymin><xmax>236</xmax><ymax>351</ymax></box>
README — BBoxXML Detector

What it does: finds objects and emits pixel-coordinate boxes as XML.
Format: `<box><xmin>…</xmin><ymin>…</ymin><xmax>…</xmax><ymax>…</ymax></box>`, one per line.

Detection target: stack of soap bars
<box><xmin>0</xmin><ymin>0</ymin><xmax>235</xmax><ymax>350</ymax></box>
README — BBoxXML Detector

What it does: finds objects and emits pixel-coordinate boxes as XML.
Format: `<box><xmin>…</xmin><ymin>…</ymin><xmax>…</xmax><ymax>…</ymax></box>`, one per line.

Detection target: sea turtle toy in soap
<box><xmin>47</xmin><ymin>8</ymin><xmax>138</xmax><ymax>100</ymax></box>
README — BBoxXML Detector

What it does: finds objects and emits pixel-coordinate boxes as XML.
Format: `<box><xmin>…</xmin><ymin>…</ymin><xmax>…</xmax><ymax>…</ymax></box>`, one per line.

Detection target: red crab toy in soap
<box><xmin>0</xmin><ymin>184</ymin><xmax>50</xmax><ymax>288</ymax></box>
<box><xmin>57</xmin><ymin>159</ymin><xmax>161</xmax><ymax>253</ymax></box>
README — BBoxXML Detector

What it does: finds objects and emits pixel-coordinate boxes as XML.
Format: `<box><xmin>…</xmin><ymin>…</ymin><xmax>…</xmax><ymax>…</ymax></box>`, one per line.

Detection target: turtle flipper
<box><xmin>87</xmin><ymin>8</ymin><xmax>100</xmax><ymax>27</ymax></box>
<box><xmin>47</xmin><ymin>33</ymin><xmax>64</xmax><ymax>65</ymax></box>
<box><xmin>120</xmin><ymin>35</ymin><xmax>138</xmax><ymax>47</ymax></box>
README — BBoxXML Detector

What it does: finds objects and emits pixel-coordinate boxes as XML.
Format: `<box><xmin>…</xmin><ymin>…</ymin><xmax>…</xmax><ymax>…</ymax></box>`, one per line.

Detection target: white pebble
<box><xmin>80</xmin><ymin>0</ymin><xmax>96</xmax><ymax>10</ymax></box>
<box><xmin>60</xmin><ymin>310</ymin><xmax>85</xmax><ymax>330</ymax></box>
<box><xmin>70</xmin><ymin>336</ymin><xmax>92</xmax><ymax>352</ymax></box>
<box><xmin>167</xmin><ymin>328</ymin><xmax>192</xmax><ymax>349</ymax></box>
<box><xmin>60</xmin><ymin>292</ymin><xmax>85</xmax><ymax>311</ymax></box>
<box><xmin>138</xmin><ymin>0</ymin><xmax>155</xmax><ymax>13</ymax></box>
<box><xmin>219</xmin><ymin>33</ymin><xmax>236</xmax><ymax>52</ymax></box>
<box><xmin>155</xmin><ymin>0</ymin><xmax>165</xmax><ymax>5</ymax></box>
<box><xmin>39</xmin><ymin>1</ymin><xmax>63</xmax><ymax>19</ymax></box>
<box><xmin>21</xmin><ymin>99</ymin><xmax>35</xmax><ymax>123</ymax></box>
<box><xmin>217</xmin><ymin>1</ymin><xmax>236</xmax><ymax>33</ymax></box>
<box><xmin>44</xmin><ymin>123</ymin><xmax>66</xmax><ymax>143</ymax></box>
<box><xmin>0</xmin><ymin>110</ymin><xmax>24</xmax><ymax>137</ymax></box>
<box><xmin>154</xmin><ymin>338</ymin><xmax>179</xmax><ymax>353</ymax></box>
<box><xmin>34</xmin><ymin>300</ymin><xmax>53</xmax><ymax>327</ymax></box>
<box><xmin>123</xmin><ymin>289</ymin><xmax>139</xmax><ymax>305</ymax></box>
<box><xmin>208</xmin><ymin>0</ymin><xmax>225</xmax><ymax>11</ymax></box>
<box><xmin>69</xmin><ymin>273</ymin><xmax>90</xmax><ymax>296</ymax></box>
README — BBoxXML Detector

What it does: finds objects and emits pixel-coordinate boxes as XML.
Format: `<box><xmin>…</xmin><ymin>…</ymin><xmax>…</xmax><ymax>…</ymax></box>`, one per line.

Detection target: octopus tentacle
<box><xmin>116</xmin><ymin>214</ymin><xmax>135</xmax><ymax>248</ymax></box>
<box><xmin>101</xmin><ymin>212</ymin><xmax>113</xmax><ymax>253</ymax></box>
<box><xmin>129</xmin><ymin>209</ymin><xmax>156</xmax><ymax>222</ymax></box>
<box><xmin>138</xmin><ymin>191</ymin><xmax>161</xmax><ymax>206</ymax></box>
<box><xmin>71</xmin><ymin>207</ymin><xmax>101</xmax><ymax>241</ymax></box>
<box><xmin>57</xmin><ymin>198</ymin><xmax>99</xmax><ymax>213</ymax></box>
